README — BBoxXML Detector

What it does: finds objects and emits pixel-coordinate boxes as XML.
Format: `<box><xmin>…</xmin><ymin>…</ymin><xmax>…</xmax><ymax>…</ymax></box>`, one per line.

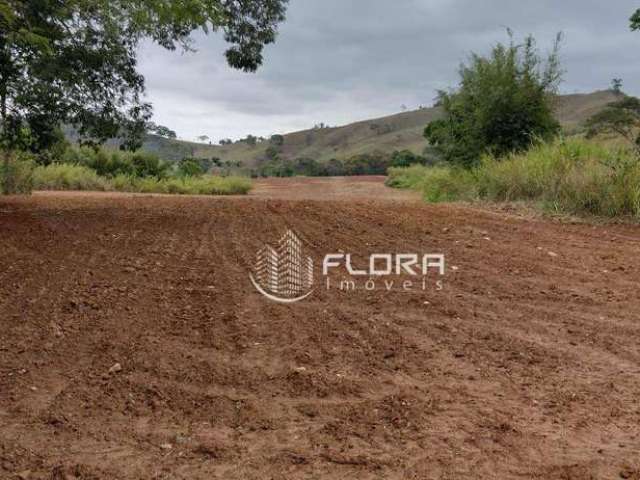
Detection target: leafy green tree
<box><xmin>147</xmin><ymin>123</ymin><xmax>177</xmax><ymax>139</ymax></box>
<box><xmin>325</xmin><ymin>158</ymin><xmax>345</xmax><ymax>177</ymax></box>
<box><xmin>631</xmin><ymin>9</ymin><xmax>640</xmax><ymax>30</ymax></box>
<box><xmin>611</xmin><ymin>78</ymin><xmax>624</xmax><ymax>95</ymax></box>
<box><xmin>0</xmin><ymin>0</ymin><xmax>288</xmax><ymax>182</ymax></box>
<box><xmin>390</xmin><ymin>150</ymin><xmax>427</xmax><ymax>168</ymax></box>
<box><xmin>265</xmin><ymin>146</ymin><xmax>280</xmax><ymax>161</ymax></box>
<box><xmin>424</xmin><ymin>33</ymin><xmax>563</xmax><ymax>168</ymax></box>
<box><xmin>293</xmin><ymin>157</ymin><xmax>321</xmax><ymax>176</ymax></box>
<box><xmin>270</xmin><ymin>134</ymin><xmax>284</xmax><ymax>146</ymax></box>
<box><xmin>586</xmin><ymin>96</ymin><xmax>640</xmax><ymax>156</ymax></box>
<box><xmin>130</xmin><ymin>152</ymin><xmax>170</xmax><ymax>179</ymax></box>
<box><xmin>178</xmin><ymin>158</ymin><xmax>205</xmax><ymax>177</ymax></box>
<box><xmin>343</xmin><ymin>152</ymin><xmax>389</xmax><ymax>175</ymax></box>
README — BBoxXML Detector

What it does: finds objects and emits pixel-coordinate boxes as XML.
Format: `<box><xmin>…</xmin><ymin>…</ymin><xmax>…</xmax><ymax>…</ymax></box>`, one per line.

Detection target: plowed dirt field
<box><xmin>1</xmin><ymin>177</ymin><xmax>639</xmax><ymax>479</ymax></box>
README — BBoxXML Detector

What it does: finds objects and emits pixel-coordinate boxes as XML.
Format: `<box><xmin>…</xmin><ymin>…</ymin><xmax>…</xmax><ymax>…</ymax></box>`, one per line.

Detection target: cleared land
<box><xmin>1</xmin><ymin>177</ymin><xmax>639</xmax><ymax>479</ymax></box>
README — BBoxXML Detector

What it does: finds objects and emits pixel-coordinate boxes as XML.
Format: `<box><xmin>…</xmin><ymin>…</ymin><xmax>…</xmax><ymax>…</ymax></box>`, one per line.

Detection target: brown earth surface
<box><xmin>1</xmin><ymin>176</ymin><xmax>640</xmax><ymax>479</ymax></box>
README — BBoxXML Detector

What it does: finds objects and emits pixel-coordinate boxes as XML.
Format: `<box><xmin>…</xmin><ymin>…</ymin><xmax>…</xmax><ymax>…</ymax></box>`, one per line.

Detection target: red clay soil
<box><xmin>1</xmin><ymin>177</ymin><xmax>640</xmax><ymax>479</ymax></box>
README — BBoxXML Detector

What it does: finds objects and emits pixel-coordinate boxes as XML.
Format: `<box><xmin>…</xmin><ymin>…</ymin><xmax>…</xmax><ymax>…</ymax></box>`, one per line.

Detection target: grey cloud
<box><xmin>138</xmin><ymin>0</ymin><xmax>640</xmax><ymax>141</ymax></box>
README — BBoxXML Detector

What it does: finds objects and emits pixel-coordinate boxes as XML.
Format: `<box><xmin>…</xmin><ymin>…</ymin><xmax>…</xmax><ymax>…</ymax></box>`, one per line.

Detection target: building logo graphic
<box><xmin>250</xmin><ymin>229</ymin><xmax>314</xmax><ymax>303</ymax></box>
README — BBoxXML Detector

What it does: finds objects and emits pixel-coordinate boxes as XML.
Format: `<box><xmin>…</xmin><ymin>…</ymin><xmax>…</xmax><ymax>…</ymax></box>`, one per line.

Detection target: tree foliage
<box><xmin>424</xmin><ymin>33</ymin><xmax>563</xmax><ymax>168</ymax></box>
<box><xmin>611</xmin><ymin>78</ymin><xmax>624</xmax><ymax>95</ymax></box>
<box><xmin>147</xmin><ymin>122</ymin><xmax>177</xmax><ymax>139</ymax></box>
<box><xmin>270</xmin><ymin>134</ymin><xmax>284</xmax><ymax>146</ymax></box>
<box><xmin>251</xmin><ymin>150</ymin><xmax>430</xmax><ymax>178</ymax></box>
<box><xmin>586</xmin><ymin>96</ymin><xmax>640</xmax><ymax>155</ymax></box>
<box><xmin>631</xmin><ymin>9</ymin><xmax>640</xmax><ymax>31</ymax></box>
<box><xmin>0</xmin><ymin>0</ymin><xmax>288</xmax><ymax>155</ymax></box>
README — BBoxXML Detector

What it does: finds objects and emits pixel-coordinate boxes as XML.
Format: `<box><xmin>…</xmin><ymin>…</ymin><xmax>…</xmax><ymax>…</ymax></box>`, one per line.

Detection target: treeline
<box><xmin>58</xmin><ymin>147</ymin><xmax>245</xmax><ymax>179</ymax></box>
<box><xmin>35</xmin><ymin>144</ymin><xmax>436</xmax><ymax>181</ymax></box>
<box><xmin>249</xmin><ymin>149</ymin><xmax>436</xmax><ymax>178</ymax></box>
<box><xmin>0</xmin><ymin>145</ymin><xmax>252</xmax><ymax>195</ymax></box>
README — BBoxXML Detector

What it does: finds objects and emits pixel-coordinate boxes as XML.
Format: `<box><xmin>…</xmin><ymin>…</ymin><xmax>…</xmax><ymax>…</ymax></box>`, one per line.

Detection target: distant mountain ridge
<box><xmin>140</xmin><ymin>90</ymin><xmax>619</xmax><ymax>165</ymax></box>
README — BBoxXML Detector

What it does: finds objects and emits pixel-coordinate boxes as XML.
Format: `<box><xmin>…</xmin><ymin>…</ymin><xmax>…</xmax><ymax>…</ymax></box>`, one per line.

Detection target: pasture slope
<box><xmin>1</xmin><ymin>177</ymin><xmax>639</xmax><ymax>479</ymax></box>
<box><xmin>143</xmin><ymin>90</ymin><xmax>619</xmax><ymax>164</ymax></box>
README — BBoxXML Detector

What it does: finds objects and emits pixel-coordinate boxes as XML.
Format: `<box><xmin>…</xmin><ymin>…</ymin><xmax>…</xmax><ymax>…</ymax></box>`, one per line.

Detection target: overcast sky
<box><xmin>138</xmin><ymin>0</ymin><xmax>639</xmax><ymax>142</ymax></box>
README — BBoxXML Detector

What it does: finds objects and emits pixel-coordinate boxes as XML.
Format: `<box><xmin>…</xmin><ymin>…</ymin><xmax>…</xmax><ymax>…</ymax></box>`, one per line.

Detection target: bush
<box><xmin>60</xmin><ymin>146</ymin><xmax>169</xmax><ymax>179</ymax></box>
<box><xmin>387</xmin><ymin>164</ymin><xmax>477</xmax><ymax>202</ymax></box>
<box><xmin>177</xmin><ymin>158</ymin><xmax>205</xmax><ymax>177</ymax></box>
<box><xmin>32</xmin><ymin>164</ymin><xmax>110</xmax><ymax>191</ymax></box>
<box><xmin>251</xmin><ymin>151</ymin><xmax>430</xmax><ymax>178</ymax></box>
<box><xmin>386</xmin><ymin>165</ymin><xmax>431</xmax><ymax>189</ymax></box>
<box><xmin>137</xmin><ymin>176</ymin><xmax>252</xmax><ymax>195</ymax></box>
<box><xmin>109</xmin><ymin>175</ymin><xmax>252</xmax><ymax>195</ymax></box>
<box><xmin>343</xmin><ymin>152</ymin><xmax>389</xmax><ymax>175</ymax></box>
<box><xmin>424</xmin><ymin>33</ymin><xmax>562</xmax><ymax>168</ymax></box>
<box><xmin>388</xmin><ymin>138</ymin><xmax>640</xmax><ymax>218</ymax></box>
<box><xmin>270</xmin><ymin>134</ymin><xmax>284</xmax><ymax>146</ymax></box>
<box><xmin>0</xmin><ymin>152</ymin><xmax>35</xmax><ymax>194</ymax></box>
<box><xmin>390</xmin><ymin>150</ymin><xmax>432</xmax><ymax>168</ymax></box>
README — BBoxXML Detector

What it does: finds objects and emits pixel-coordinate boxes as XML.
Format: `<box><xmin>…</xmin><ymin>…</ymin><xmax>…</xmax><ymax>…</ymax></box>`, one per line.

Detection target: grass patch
<box><xmin>119</xmin><ymin>175</ymin><xmax>252</xmax><ymax>195</ymax></box>
<box><xmin>0</xmin><ymin>153</ymin><xmax>35</xmax><ymax>194</ymax></box>
<box><xmin>27</xmin><ymin>163</ymin><xmax>252</xmax><ymax>195</ymax></box>
<box><xmin>33</xmin><ymin>163</ymin><xmax>110</xmax><ymax>191</ymax></box>
<box><xmin>387</xmin><ymin>138</ymin><xmax>640</xmax><ymax>218</ymax></box>
<box><xmin>386</xmin><ymin>164</ymin><xmax>432</xmax><ymax>189</ymax></box>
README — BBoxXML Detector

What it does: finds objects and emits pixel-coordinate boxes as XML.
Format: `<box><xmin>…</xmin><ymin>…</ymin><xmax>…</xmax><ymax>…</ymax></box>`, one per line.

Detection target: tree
<box><xmin>424</xmin><ymin>33</ymin><xmax>563</xmax><ymax>168</ymax></box>
<box><xmin>390</xmin><ymin>150</ymin><xmax>427</xmax><ymax>168</ymax></box>
<box><xmin>0</xmin><ymin>0</ymin><xmax>288</xmax><ymax>184</ymax></box>
<box><xmin>147</xmin><ymin>122</ymin><xmax>177</xmax><ymax>139</ymax></box>
<box><xmin>244</xmin><ymin>134</ymin><xmax>257</xmax><ymax>146</ymax></box>
<box><xmin>178</xmin><ymin>158</ymin><xmax>205</xmax><ymax>177</ymax></box>
<box><xmin>611</xmin><ymin>78</ymin><xmax>624</xmax><ymax>95</ymax></box>
<box><xmin>631</xmin><ymin>9</ymin><xmax>640</xmax><ymax>31</ymax></box>
<box><xmin>586</xmin><ymin>96</ymin><xmax>640</xmax><ymax>156</ymax></box>
<box><xmin>265</xmin><ymin>146</ymin><xmax>280</xmax><ymax>161</ymax></box>
<box><xmin>197</xmin><ymin>135</ymin><xmax>210</xmax><ymax>143</ymax></box>
<box><xmin>270</xmin><ymin>134</ymin><xmax>284</xmax><ymax>146</ymax></box>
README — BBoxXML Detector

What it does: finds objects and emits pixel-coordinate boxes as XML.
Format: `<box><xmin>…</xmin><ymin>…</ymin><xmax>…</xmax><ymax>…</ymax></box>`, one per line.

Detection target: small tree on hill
<box><xmin>586</xmin><ymin>96</ymin><xmax>640</xmax><ymax>156</ymax></box>
<box><xmin>424</xmin><ymin>32</ymin><xmax>563</xmax><ymax>168</ymax></box>
<box><xmin>147</xmin><ymin>123</ymin><xmax>177</xmax><ymax>139</ymax></box>
<box><xmin>611</xmin><ymin>79</ymin><xmax>624</xmax><ymax>95</ymax></box>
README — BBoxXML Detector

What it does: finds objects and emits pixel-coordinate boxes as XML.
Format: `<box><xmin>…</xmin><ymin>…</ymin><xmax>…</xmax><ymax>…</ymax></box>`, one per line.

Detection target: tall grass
<box><xmin>0</xmin><ymin>153</ymin><xmax>35</xmax><ymax>194</ymax></box>
<box><xmin>386</xmin><ymin>164</ymin><xmax>432</xmax><ymax>190</ymax></box>
<box><xmin>30</xmin><ymin>163</ymin><xmax>252</xmax><ymax>195</ymax></box>
<box><xmin>387</xmin><ymin>139</ymin><xmax>640</xmax><ymax>218</ymax></box>
<box><xmin>33</xmin><ymin>164</ymin><xmax>111</xmax><ymax>191</ymax></box>
<box><xmin>115</xmin><ymin>175</ymin><xmax>253</xmax><ymax>195</ymax></box>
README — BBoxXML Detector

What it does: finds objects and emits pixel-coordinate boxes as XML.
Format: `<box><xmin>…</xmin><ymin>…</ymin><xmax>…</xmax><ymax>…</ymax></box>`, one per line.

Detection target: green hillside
<box><xmin>144</xmin><ymin>90</ymin><xmax>619</xmax><ymax>165</ymax></box>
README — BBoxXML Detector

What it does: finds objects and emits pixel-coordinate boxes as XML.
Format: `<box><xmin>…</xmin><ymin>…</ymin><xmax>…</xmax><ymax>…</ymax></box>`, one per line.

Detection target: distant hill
<box><xmin>142</xmin><ymin>90</ymin><xmax>619</xmax><ymax>165</ymax></box>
